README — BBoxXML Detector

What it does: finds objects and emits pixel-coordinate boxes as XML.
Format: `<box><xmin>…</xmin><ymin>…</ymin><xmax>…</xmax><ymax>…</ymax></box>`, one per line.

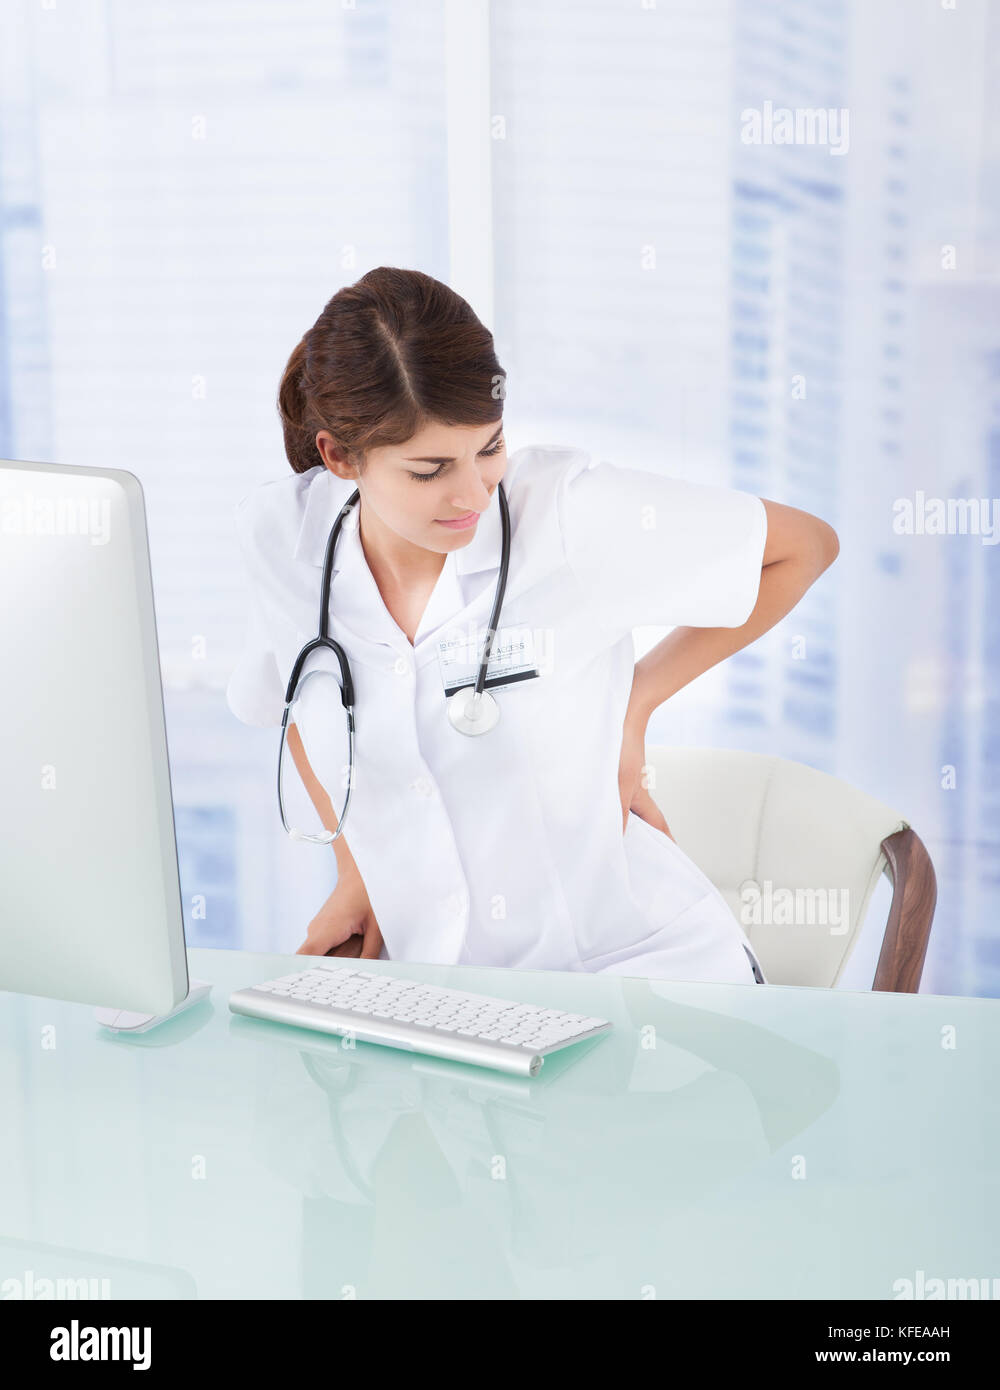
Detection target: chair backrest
<box><xmin>645</xmin><ymin>746</ymin><xmax>908</xmax><ymax>988</ymax></box>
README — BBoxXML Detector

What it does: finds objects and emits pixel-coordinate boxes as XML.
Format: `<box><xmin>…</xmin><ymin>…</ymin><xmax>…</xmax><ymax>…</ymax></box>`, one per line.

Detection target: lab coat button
<box><xmin>445</xmin><ymin>892</ymin><xmax>465</xmax><ymax>917</ymax></box>
<box><xmin>392</xmin><ymin>657</ymin><xmax>411</xmax><ymax>677</ymax></box>
<box><xmin>410</xmin><ymin>777</ymin><xmax>432</xmax><ymax>797</ymax></box>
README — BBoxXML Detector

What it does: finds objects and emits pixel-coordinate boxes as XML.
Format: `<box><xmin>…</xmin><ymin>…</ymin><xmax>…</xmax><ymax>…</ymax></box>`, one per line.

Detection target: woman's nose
<box><xmin>449</xmin><ymin>462</ymin><xmax>493</xmax><ymax>512</ymax></box>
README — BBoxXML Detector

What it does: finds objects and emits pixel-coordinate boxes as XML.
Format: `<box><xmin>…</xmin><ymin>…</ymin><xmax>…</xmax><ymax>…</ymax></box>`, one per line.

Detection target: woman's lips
<box><xmin>436</xmin><ymin>511</ymin><xmax>479</xmax><ymax>530</ymax></box>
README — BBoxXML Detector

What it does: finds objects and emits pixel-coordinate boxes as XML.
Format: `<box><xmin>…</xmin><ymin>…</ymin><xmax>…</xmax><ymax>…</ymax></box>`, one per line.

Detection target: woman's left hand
<box><xmin>618</xmin><ymin>693</ymin><xmax>675</xmax><ymax>841</ymax></box>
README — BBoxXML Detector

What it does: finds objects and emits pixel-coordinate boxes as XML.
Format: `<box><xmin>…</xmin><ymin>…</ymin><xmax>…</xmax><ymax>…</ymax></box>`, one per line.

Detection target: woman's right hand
<box><xmin>295</xmin><ymin>867</ymin><xmax>385</xmax><ymax>959</ymax></box>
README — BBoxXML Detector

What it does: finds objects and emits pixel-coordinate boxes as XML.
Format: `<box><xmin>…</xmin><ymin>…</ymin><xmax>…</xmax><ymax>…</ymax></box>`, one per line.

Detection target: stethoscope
<box><xmin>277</xmin><ymin>479</ymin><xmax>511</xmax><ymax>844</ymax></box>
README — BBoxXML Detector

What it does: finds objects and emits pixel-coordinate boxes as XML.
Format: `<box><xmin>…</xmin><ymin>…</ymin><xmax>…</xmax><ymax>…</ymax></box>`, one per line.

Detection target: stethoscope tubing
<box><xmin>278</xmin><ymin>479</ymin><xmax>510</xmax><ymax>842</ymax></box>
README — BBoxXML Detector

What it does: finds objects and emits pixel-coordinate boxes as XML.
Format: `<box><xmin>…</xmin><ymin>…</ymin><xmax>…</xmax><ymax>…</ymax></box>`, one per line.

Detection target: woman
<box><xmin>227</xmin><ymin>266</ymin><xmax>838</xmax><ymax>984</ymax></box>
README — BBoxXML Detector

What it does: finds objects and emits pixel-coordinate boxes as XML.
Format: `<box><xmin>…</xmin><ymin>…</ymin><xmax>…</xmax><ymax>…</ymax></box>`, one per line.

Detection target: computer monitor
<box><xmin>0</xmin><ymin>457</ymin><xmax>194</xmax><ymax>1021</ymax></box>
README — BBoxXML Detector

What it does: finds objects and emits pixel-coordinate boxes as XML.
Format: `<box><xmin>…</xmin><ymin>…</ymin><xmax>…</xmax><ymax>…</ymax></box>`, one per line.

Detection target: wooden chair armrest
<box><xmin>872</xmin><ymin>827</ymin><xmax>937</xmax><ymax>992</ymax></box>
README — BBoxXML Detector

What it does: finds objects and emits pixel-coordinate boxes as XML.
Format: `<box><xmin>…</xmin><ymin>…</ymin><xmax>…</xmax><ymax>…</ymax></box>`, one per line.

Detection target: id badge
<box><xmin>436</xmin><ymin>617</ymin><xmax>540</xmax><ymax>695</ymax></box>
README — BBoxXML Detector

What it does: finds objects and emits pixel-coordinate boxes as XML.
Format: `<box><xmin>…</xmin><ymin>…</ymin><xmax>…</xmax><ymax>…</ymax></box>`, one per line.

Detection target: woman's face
<box><xmin>317</xmin><ymin>419</ymin><xmax>507</xmax><ymax>555</ymax></box>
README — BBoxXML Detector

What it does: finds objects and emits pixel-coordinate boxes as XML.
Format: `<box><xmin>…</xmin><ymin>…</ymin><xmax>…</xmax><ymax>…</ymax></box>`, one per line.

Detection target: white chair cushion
<box><xmin>645</xmin><ymin>747</ymin><xmax>907</xmax><ymax>987</ymax></box>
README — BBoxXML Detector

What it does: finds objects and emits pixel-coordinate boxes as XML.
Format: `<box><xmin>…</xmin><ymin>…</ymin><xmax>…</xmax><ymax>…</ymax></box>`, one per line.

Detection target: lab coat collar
<box><xmin>292</xmin><ymin>465</ymin><xmax>504</xmax><ymax>578</ymax></box>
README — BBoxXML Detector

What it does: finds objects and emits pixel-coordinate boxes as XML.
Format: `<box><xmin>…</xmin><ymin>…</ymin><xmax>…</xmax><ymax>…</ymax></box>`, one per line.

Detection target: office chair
<box><xmin>645</xmin><ymin>747</ymin><xmax>936</xmax><ymax>992</ymax></box>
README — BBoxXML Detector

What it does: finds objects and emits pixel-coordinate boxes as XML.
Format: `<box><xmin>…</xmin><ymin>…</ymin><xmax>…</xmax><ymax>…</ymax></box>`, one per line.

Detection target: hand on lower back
<box><xmin>627</xmin><ymin>785</ymin><xmax>675</xmax><ymax>841</ymax></box>
<box><xmin>617</xmin><ymin>707</ymin><xmax>675</xmax><ymax>840</ymax></box>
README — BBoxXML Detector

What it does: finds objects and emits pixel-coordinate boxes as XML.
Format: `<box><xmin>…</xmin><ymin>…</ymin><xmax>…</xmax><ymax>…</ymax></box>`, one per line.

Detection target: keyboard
<box><xmin>228</xmin><ymin>959</ymin><xmax>612</xmax><ymax>1078</ymax></box>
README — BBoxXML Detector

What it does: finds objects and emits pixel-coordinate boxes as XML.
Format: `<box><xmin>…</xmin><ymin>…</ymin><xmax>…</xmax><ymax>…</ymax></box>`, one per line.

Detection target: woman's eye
<box><xmin>408</xmin><ymin>437</ymin><xmax>502</xmax><ymax>482</ymax></box>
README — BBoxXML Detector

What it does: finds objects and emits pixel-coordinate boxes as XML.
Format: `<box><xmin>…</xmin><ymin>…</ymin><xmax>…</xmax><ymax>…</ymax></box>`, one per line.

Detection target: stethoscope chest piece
<box><xmin>447</xmin><ymin>685</ymin><xmax>501</xmax><ymax>736</ymax></box>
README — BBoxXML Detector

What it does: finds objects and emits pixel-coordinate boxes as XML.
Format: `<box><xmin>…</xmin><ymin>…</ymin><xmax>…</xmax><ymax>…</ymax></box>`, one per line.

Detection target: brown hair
<box><xmin>277</xmin><ymin>266</ymin><xmax>506</xmax><ymax>475</ymax></box>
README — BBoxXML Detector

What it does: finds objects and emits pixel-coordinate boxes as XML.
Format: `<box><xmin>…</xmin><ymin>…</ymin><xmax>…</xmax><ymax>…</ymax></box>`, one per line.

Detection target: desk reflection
<box><xmin>229</xmin><ymin>975</ymin><xmax>839</xmax><ymax>1298</ymax></box>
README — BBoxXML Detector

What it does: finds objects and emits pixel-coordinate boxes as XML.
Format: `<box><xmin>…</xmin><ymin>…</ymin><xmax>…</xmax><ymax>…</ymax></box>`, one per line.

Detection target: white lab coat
<box><xmin>226</xmin><ymin>444</ymin><xmax>769</xmax><ymax>984</ymax></box>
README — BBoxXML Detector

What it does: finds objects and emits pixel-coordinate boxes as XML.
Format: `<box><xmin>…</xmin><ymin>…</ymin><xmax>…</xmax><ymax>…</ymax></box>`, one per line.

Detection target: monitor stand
<box><xmin>94</xmin><ymin>977</ymin><xmax>213</xmax><ymax>1033</ymax></box>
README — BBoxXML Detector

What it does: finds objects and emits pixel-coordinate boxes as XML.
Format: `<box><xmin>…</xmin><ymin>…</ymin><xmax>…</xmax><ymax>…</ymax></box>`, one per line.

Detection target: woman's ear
<box><xmin>315</xmin><ymin>430</ymin><xmax>360</xmax><ymax>480</ymax></box>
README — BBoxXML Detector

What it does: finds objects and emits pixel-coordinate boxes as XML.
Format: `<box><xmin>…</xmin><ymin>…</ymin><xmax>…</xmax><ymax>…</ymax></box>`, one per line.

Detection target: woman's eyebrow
<box><xmin>404</xmin><ymin>424</ymin><xmax>503</xmax><ymax>464</ymax></box>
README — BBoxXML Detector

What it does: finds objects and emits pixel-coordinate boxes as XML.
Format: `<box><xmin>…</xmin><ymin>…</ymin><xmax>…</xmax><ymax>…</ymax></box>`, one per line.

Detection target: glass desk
<box><xmin>1</xmin><ymin>948</ymin><xmax>997</xmax><ymax>1300</ymax></box>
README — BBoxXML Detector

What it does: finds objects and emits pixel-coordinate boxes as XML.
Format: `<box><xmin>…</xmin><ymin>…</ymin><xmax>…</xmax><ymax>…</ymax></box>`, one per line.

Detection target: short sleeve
<box><xmin>558</xmin><ymin>457</ymin><xmax>767</xmax><ymax>635</ymax></box>
<box><xmin>225</xmin><ymin>496</ymin><xmax>287</xmax><ymax>728</ymax></box>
